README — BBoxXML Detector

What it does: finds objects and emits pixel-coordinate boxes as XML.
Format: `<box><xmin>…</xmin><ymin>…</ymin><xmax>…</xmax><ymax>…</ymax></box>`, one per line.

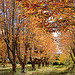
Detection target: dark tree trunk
<box><xmin>44</xmin><ymin>58</ymin><xmax>49</xmax><ymax>67</ymax></box>
<box><xmin>42</xmin><ymin>62</ymin><xmax>44</xmax><ymax>67</ymax></box>
<box><xmin>38</xmin><ymin>62</ymin><xmax>41</xmax><ymax>68</ymax></box>
<box><xmin>32</xmin><ymin>62</ymin><xmax>36</xmax><ymax>70</ymax></box>
<box><xmin>45</xmin><ymin>61</ymin><xmax>49</xmax><ymax>66</ymax></box>
<box><xmin>12</xmin><ymin>54</ymin><xmax>16</xmax><ymax>72</ymax></box>
<box><xmin>47</xmin><ymin>62</ymin><xmax>49</xmax><ymax>66</ymax></box>
<box><xmin>4</xmin><ymin>39</ymin><xmax>16</xmax><ymax>72</ymax></box>
<box><xmin>12</xmin><ymin>50</ymin><xmax>16</xmax><ymax>72</ymax></box>
<box><xmin>15</xmin><ymin>39</ymin><xmax>26</xmax><ymax>73</ymax></box>
<box><xmin>12</xmin><ymin>63</ymin><xmax>16</xmax><ymax>72</ymax></box>
<box><xmin>42</xmin><ymin>58</ymin><xmax>44</xmax><ymax>67</ymax></box>
<box><xmin>38</xmin><ymin>59</ymin><xmax>41</xmax><ymax>68</ymax></box>
<box><xmin>21</xmin><ymin>63</ymin><xmax>25</xmax><ymax>73</ymax></box>
<box><xmin>30</xmin><ymin>57</ymin><xmax>36</xmax><ymax>71</ymax></box>
<box><xmin>45</xmin><ymin>61</ymin><xmax>47</xmax><ymax>66</ymax></box>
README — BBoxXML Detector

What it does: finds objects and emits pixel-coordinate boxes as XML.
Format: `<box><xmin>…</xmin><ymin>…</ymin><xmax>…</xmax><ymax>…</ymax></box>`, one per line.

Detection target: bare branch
<box><xmin>4</xmin><ymin>39</ymin><xmax>13</xmax><ymax>53</ymax></box>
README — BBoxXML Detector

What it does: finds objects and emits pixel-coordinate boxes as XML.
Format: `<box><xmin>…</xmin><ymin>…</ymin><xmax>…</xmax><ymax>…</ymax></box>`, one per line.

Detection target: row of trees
<box><xmin>18</xmin><ymin>0</ymin><xmax>75</xmax><ymax>69</ymax></box>
<box><xmin>0</xmin><ymin>0</ymin><xmax>75</xmax><ymax>73</ymax></box>
<box><xmin>0</xmin><ymin>0</ymin><xmax>57</xmax><ymax>72</ymax></box>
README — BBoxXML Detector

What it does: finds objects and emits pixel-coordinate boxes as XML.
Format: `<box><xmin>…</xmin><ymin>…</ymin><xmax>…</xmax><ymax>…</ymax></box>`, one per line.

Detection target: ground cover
<box><xmin>0</xmin><ymin>64</ymin><xmax>74</xmax><ymax>75</ymax></box>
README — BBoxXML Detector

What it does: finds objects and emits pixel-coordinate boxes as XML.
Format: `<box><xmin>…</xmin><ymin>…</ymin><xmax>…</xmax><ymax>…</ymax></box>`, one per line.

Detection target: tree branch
<box><xmin>15</xmin><ymin>39</ymin><xmax>23</xmax><ymax>65</ymax></box>
<box><xmin>4</xmin><ymin>39</ymin><xmax>13</xmax><ymax>53</ymax></box>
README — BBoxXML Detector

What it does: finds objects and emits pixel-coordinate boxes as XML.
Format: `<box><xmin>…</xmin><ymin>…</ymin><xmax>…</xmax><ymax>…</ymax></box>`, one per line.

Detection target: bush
<box><xmin>53</xmin><ymin>62</ymin><xmax>64</xmax><ymax>65</ymax></box>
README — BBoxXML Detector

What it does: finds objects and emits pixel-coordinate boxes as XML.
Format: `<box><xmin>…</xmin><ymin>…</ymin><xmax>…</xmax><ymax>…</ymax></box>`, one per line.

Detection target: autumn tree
<box><xmin>0</xmin><ymin>0</ymin><xmax>74</xmax><ymax>73</ymax></box>
<box><xmin>0</xmin><ymin>0</ymin><xmax>27</xmax><ymax>72</ymax></box>
<box><xmin>19</xmin><ymin>0</ymin><xmax>74</xmax><ymax>70</ymax></box>
<box><xmin>0</xmin><ymin>38</ymin><xmax>7</xmax><ymax>67</ymax></box>
<box><xmin>0</xmin><ymin>0</ymin><xmax>17</xmax><ymax>72</ymax></box>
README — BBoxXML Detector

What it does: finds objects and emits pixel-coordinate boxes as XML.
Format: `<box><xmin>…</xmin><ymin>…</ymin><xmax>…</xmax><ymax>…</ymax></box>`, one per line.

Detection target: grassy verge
<box><xmin>0</xmin><ymin>64</ymin><xmax>75</xmax><ymax>75</ymax></box>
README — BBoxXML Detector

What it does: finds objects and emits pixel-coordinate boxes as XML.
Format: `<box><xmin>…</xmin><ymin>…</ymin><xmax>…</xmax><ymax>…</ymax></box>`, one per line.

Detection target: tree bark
<box><xmin>45</xmin><ymin>61</ymin><xmax>47</xmax><ymax>66</ymax></box>
<box><xmin>4</xmin><ymin>39</ymin><xmax>16</xmax><ymax>72</ymax></box>
<box><xmin>42</xmin><ymin>62</ymin><xmax>44</xmax><ymax>67</ymax></box>
<box><xmin>21</xmin><ymin>63</ymin><xmax>25</xmax><ymax>73</ymax></box>
<box><xmin>32</xmin><ymin>62</ymin><xmax>36</xmax><ymax>70</ymax></box>
<box><xmin>47</xmin><ymin>62</ymin><xmax>49</xmax><ymax>66</ymax></box>
<box><xmin>38</xmin><ymin>59</ymin><xmax>41</xmax><ymax>68</ymax></box>
<box><xmin>38</xmin><ymin>62</ymin><xmax>41</xmax><ymax>68</ymax></box>
<box><xmin>12</xmin><ymin>50</ymin><xmax>16</xmax><ymax>72</ymax></box>
<box><xmin>45</xmin><ymin>58</ymin><xmax>49</xmax><ymax>67</ymax></box>
<box><xmin>15</xmin><ymin>38</ymin><xmax>26</xmax><ymax>73</ymax></box>
<box><xmin>12</xmin><ymin>63</ymin><xmax>16</xmax><ymax>72</ymax></box>
<box><xmin>30</xmin><ymin>57</ymin><xmax>36</xmax><ymax>71</ymax></box>
<box><xmin>42</xmin><ymin>58</ymin><xmax>44</xmax><ymax>67</ymax></box>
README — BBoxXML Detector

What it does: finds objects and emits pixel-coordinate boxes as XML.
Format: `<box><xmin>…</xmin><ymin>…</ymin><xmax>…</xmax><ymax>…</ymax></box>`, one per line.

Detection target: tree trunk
<box><xmin>12</xmin><ymin>63</ymin><xmax>16</xmax><ymax>72</ymax></box>
<box><xmin>42</xmin><ymin>62</ymin><xmax>44</xmax><ymax>67</ymax></box>
<box><xmin>45</xmin><ymin>61</ymin><xmax>49</xmax><ymax>66</ymax></box>
<box><xmin>45</xmin><ymin>61</ymin><xmax>47</xmax><ymax>66</ymax></box>
<box><xmin>30</xmin><ymin>57</ymin><xmax>36</xmax><ymax>71</ymax></box>
<box><xmin>12</xmin><ymin>51</ymin><xmax>16</xmax><ymax>72</ymax></box>
<box><xmin>38</xmin><ymin>59</ymin><xmax>41</xmax><ymax>68</ymax></box>
<box><xmin>38</xmin><ymin>62</ymin><xmax>41</xmax><ymax>68</ymax></box>
<box><xmin>21</xmin><ymin>63</ymin><xmax>25</xmax><ymax>73</ymax></box>
<box><xmin>32</xmin><ymin>61</ymin><xmax>36</xmax><ymax>70</ymax></box>
<box><xmin>47</xmin><ymin>62</ymin><xmax>49</xmax><ymax>66</ymax></box>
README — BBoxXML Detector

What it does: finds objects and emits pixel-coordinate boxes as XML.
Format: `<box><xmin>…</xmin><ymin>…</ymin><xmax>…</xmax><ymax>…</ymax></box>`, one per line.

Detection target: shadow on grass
<box><xmin>47</xmin><ymin>71</ymin><xmax>68</xmax><ymax>75</ymax></box>
<box><xmin>30</xmin><ymin>70</ymin><xmax>73</xmax><ymax>75</ymax></box>
<box><xmin>0</xmin><ymin>65</ymin><xmax>32</xmax><ymax>75</ymax></box>
<box><xmin>0</xmin><ymin>64</ymin><xmax>74</xmax><ymax>75</ymax></box>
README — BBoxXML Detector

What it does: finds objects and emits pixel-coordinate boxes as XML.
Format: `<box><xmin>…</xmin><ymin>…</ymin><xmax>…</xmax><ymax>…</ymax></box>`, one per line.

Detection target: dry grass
<box><xmin>0</xmin><ymin>64</ymin><xmax>21</xmax><ymax>70</ymax></box>
<box><xmin>0</xmin><ymin>64</ymin><xmax>75</xmax><ymax>75</ymax></box>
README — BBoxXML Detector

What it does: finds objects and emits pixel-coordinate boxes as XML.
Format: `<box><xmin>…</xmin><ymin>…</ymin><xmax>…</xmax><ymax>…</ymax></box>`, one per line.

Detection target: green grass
<box><xmin>0</xmin><ymin>64</ymin><xmax>75</xmax><ymax>75</ymax></box>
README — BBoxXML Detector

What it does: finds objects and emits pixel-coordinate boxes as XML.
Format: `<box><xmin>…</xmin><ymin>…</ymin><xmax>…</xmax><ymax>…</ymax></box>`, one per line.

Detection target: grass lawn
<box><xmin>0</xmin><ymin>64</ymin><xmax>75</xmax><ymax>75</ymax></box>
